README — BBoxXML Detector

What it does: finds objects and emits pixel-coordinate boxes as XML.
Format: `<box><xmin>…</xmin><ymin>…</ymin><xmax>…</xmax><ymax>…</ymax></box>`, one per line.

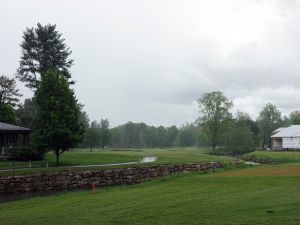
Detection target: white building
<box><xmin>271</xmin><ymin>125</ymin><xmax>300</xmax><ymax>150</ymax></box>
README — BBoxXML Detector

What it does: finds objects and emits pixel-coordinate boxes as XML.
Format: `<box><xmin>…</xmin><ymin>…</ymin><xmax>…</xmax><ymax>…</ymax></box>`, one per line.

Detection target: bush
<box><xmin>8</xmin><ymin>146</ymin><xmax>44</xmax><ymax>161</ymax></box>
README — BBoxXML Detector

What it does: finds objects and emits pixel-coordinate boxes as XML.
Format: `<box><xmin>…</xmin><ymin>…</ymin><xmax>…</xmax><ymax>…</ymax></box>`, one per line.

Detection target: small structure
<box><xmin>0</xmin><ymin>122</ymin><xmax>31</xmax><ymax>156</ymax></box>
<box><xmin>271</xmin><ymin>125</ymin><xmax>300</xmax><ymax>150</ymax></box>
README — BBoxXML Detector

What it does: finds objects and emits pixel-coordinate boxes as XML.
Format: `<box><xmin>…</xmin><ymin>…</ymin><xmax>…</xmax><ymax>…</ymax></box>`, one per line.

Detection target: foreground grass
<box><xmin>0</xmin><ymin>170</ymin><xmax>299</xmax><ymax>225</ymax></box>
<box><xmin>242</xmin><ymin>150</ymin><xmax>300</xmax><ymax>164</ymax></box>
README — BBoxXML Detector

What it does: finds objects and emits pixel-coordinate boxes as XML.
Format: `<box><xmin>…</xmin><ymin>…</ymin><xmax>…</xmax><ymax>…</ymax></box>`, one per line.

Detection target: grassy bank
<box><xmin>242</xmin><ymin>151</ymin><xmax>300</xmax><ymax>164</ymax></box>
<box><xmin>0</xmin><ymin>169</ymin><xmax>299</xmax><ymax>225</ymax></box>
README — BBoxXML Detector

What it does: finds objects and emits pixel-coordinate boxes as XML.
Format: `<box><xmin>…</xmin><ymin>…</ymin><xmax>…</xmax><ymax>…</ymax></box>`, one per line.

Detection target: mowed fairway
<box><xmin>0</xmin><ymin>148</ymin><xmax>233</xmax><ymax>176</ymax></box>
<box><xmin>46</xmin><ymin>148</ymin><xmax>233</xmax><ymax>165</ymax></box>
<box><xmin>0</xmin><ymin>168</ymin><xmax>299</xmax><ymax>225</ymax></box>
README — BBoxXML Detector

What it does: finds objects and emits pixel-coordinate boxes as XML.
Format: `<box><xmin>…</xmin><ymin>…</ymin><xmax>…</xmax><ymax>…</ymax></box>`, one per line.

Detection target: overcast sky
<box><xmin>1</xmin><ymin>0</ymin><xmax>300</xmax><ymax>127</ymax></box>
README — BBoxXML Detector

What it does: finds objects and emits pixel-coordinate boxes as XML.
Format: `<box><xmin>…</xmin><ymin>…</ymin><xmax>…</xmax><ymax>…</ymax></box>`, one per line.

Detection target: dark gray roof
<box><xmin>0</xmin><ymin>122</ymin><xmax>31</xmax><ymax>133</ymax></box>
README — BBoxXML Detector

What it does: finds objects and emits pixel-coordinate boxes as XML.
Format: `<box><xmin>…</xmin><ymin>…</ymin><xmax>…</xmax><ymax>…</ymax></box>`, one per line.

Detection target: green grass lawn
<box><xmin>0</xmin><ymin>148</ymin><xmax>234</xmax><ymax>176</ymax></box>
<box><xmin>0</xmin><ymin>168</ymin><xmax>299</xmax><ymax>225</ymax></box>
<box><xmin>45</xmin><ymin>151</ymin><xmax>140</xmax><ymax>166</ymax></box>
<box><xmin>242</xmin><ymin>150</ymin><xmax>300</xmax><ymax>164</ymax></box>
<box><xmin>94</xmin><ymin>147</ymin><xmax>233</xmax><ymax>164</ymax></box>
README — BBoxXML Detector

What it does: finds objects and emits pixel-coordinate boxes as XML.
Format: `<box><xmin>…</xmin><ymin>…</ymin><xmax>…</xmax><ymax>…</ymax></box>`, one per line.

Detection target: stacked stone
<box><xmin>0</xmin><ymin>162</ymin><xmax>223</xmax><ymax>194</ymax></box>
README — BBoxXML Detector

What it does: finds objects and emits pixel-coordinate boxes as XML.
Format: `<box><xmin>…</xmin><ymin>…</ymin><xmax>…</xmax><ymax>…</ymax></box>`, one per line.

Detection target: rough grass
<box><xmin>242</xmin><ymin>151</ymin><xmax>300</xmax><ymax>164</ymax></box>
<box><xmin>0</xmin><ymin>171</ymin><xmax>299</xmax><ymax>225</ymax></box>
<box><xmin>213</xmin><ymin>164</ymin><xmax>300</xmax><ymax>176</ymax></box>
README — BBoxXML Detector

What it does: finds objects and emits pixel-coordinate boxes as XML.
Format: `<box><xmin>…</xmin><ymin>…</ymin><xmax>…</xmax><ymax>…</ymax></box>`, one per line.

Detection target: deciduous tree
<box><xmin>100</xmin><ymin>119</ymin><xmax>111</xmax><ymax>149</ymax></box>
<box><xmin>257</xmin><ymin>103</ymin><xmax>282</xmax><ymax>149</ymax></box>
<box><xmin>197</xmin><ymin>91</ymin><xmax>233</xmax><ymax>150</ymax></box>
<box><xmin>33</xmin><ymin>70</ymin><xmax>84</xmax><ymax>165</ymax></box>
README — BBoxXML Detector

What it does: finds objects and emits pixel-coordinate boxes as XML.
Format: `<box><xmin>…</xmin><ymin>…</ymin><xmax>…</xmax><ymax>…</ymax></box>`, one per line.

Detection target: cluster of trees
<box><xmin>80</xmin><ymin>91</ymin><xmax>300</xmax><ymax>156</ymax></box>
<box><xmin>1</xmin><ymin>23</ymin><xmax>86</xmax><ymax>164</ymax></box>
<box><xmin>81</xmin><ymin>121</ymin><xmax>204</xmax><ymax>149</ymax></box>
<box><xmin>80</xmin><ymin>119</ymin><xmax>111</xmax><ymax>151</ymax></box>
<box><xmin>191</xmin><ymin>91</ymin><xmax>299</xmax><ymax>155</ymax></box>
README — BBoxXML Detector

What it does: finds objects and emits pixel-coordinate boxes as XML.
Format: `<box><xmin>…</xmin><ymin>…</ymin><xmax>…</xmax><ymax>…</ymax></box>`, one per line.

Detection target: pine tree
<box><xmin>17</xmin><ymin>23</ymin><xmax>74</xmax><ymax>89</ymax></box>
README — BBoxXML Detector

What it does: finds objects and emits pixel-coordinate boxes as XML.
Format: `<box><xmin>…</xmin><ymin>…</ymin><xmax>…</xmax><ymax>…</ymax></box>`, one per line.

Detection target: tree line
<box><xmin>81</xmin><ymin>93</ymin><xmax>300</xmax><ymax>156</ymax></box>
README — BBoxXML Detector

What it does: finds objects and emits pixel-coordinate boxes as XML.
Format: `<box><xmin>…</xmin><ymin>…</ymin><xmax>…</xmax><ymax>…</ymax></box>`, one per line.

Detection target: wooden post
<box><xmin>92</xmin><ymin>182</ymin><xmax>97</xmax><ymax>192</ymax></box>
<box><xmin>12</xmin><ymin>160</ymin><xmax>15</xmax><ymax>172</ymax></box>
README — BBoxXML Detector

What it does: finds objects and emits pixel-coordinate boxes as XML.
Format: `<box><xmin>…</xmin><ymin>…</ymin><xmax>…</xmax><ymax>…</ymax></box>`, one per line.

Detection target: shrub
<box><xmin>8</xmin><ymin>146</ymin><xmax>44</xmax><ymax>161</ymax></box>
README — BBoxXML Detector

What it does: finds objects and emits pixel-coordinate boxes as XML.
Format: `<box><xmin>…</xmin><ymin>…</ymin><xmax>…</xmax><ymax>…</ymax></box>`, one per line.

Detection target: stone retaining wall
<box><xmin>0</xmin><ymin>162</ymin><xmax>222</xmax><ymax>194</ymax></box>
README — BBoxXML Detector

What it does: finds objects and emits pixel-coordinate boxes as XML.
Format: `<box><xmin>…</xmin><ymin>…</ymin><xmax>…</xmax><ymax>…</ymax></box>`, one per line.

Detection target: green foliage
<box><xmin>197</xmin><ymin>91</ymin><xmax>233</xmax><ymax>150</ymax></box>
<box><xmin>0</xmin><ymin>75</ymin><xmax>22</xmax><ymax>108</ymax></box>
<box><xmin>7</xmin><ymin>146</ymin><xmax>43</xmax><ymax>161</ymax></box>
<box><xmin>221</xmin><ymin>111</ymin><xmax>257</xmax><ymax>155</ymax></box>
<box><xmin>289</xmin><ymin>111</ymin><xmax>300</xmax><ymax>125</ymax></box>
<box><xmin>81</xmin><ymin>128</ymin><xmax>101</xmax><ymax>150</ymax></box>
<box><xmin>17</xmin><ymin>23</ymin><xmax>74</xmax><ymax>89</ymax></box>
<box><xmin>15</xmin><ymin>98</ymin><xmax>36</xmax><ymax>128</ymax></box>
<box><xmin>110</xmin><ymin>122</ymin><xmax>180</xmax><ymax>148</ymax></box>
<box><xmin>32</xmin><ymin>70</ymin><xmax>84</xmax><ymax>164</ymax></box>
<box><xmin>0</xmin><ymin>104</ymin><xmax>16</xmax><ymax>123</ymax></box>
<box><xmin>99</xmin><ymin>119</ymin><xmax>111</xmax><ymax>148</ymax></box>
<box><xmin>78</xmin><ymin>107</ymin><xmax>90</xmax><ymax>130</ymax></box>
<box><xmin>257</xmin><ymin>103</ymin><xmax>282</xmax><ymax>149</ymax></box>
<box><xmin>0</xmin><ymin>76</ymin><xmax>20</xmax><ymax>123</ymax></box>
<box><xmin>176</xmin><ymin>124</ymin><xmax>198</xmax><ymax>147</ymax></box>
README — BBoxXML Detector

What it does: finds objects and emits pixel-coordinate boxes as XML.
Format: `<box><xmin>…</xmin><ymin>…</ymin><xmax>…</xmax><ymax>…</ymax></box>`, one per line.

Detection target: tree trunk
<box><xmin>212</xmin><ymin>135</ymin><xmax>216</xmax><ymax>151</ymax></box>
<box><xmin>90</xmin><ymin>145</ymin><xmax>93</xmax><ymax>152</ymax></box>
<box><xmin>55</xmin><ymin>150</ymin><xmax>60</xmax><ymax>166</ymax></box>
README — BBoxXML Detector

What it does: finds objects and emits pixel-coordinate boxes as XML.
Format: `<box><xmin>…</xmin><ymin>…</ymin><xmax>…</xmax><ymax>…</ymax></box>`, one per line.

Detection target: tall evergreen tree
<box><xmin>0</xmin><ymin>75</ymin><xmax>21</xmax><ymax>123</ymax></box>
<box><xmin>17</xmin><ymin>23</ymin><xmax>74</xmax><ymax>89</ymax></box>
<box><xmin>33</xmin><ymin>70</ymin><xmax>84</xmax><ymax>165</ymax></box>
<box><xmin>0</xmin><ymin>75</ymin><xmax>22</xmax><ymax>107</ymax></box>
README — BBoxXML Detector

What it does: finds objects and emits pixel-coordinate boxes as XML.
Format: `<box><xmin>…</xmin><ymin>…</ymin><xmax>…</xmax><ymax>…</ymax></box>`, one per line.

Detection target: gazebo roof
<box><xmin>0</xmin><ymin>122</ymin><xmax>31</xmax><ymax>134</ymax></box>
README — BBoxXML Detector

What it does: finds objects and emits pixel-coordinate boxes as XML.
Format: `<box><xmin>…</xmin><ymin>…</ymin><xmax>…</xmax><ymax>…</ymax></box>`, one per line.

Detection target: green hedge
<box><xmin>8</xmin><ymin>146</ymin><xmax>44</xmax><ymax>161</ymax></box>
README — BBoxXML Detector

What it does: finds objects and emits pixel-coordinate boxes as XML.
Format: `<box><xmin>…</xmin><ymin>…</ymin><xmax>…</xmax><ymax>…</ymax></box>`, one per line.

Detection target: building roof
<box><xmin>271</xmin><ymin>125</ymin><xmax>300</xmax><ymax>138</ymax></box>
<box><xmin>0</xmin><ymin>122</ymin><xmax>31</xmax><ymax>133</ymax></box>
<box><xmin>272</xmin><ymin>127</ymin><xmax>286</xmax><ymax>134</ymax></box>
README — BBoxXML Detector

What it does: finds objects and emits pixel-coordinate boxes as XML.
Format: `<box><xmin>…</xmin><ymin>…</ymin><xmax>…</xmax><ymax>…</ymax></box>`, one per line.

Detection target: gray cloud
<box><xmin>1</xmin><ymin>0</ymin><xmax>300</xmax><ymax>126</ymax></box>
